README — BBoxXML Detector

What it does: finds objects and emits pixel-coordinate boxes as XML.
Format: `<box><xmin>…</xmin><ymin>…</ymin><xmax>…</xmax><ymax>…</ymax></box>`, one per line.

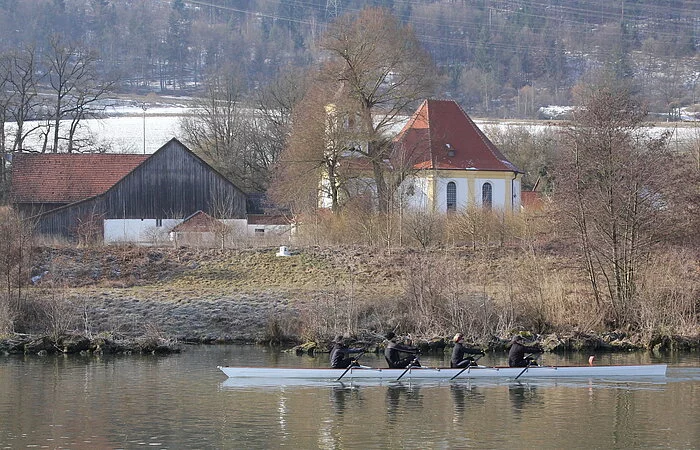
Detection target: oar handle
<box><xmin>352</xmin><ymin>351</ymin><xmax>366</xmax><ymax>362</ymax></box>
<box><xmin>450</xmin><ymin>353</ymin><xmax>484</xmax><ymax>380</ymax></box>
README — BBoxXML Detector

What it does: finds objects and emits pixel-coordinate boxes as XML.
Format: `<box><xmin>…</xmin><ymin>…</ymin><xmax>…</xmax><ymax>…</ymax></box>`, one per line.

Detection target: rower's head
<box><xmin>511</xmin><ymin>334</ymin><xmax>525</xmax><ymax>344</ymax></box>
<box><xmin>453</xmin><ymin>333</ymin><xmax>464</xmax><ymax>343</ymax></box>
<box><xmin>334</xmin><ymin>335</ymin><xmax>346</xmax><ymax>345</ymax></box>
<box><xmin>385</xmin><ymin>331</ymin><xmax>396</xmax><ymax>341</ymax></box>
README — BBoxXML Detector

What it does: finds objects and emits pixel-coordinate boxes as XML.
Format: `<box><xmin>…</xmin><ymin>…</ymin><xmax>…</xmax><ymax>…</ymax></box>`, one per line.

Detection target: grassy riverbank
<box><xmin>15</xmin><ymin>245</ymin><xmax>404</xmax><ymax>343</ymax></box>
<box><xmin>1</xmin><ymin>244</ymin><xmax>697</xmax><ymax>355</ymax></box>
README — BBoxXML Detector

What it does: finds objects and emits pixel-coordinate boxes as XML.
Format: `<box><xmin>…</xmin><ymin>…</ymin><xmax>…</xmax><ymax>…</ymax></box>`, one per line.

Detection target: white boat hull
<box><xmin>217</xmin><ymin>364</ymin><xmax>667</xmax><ymax>381</ymax></box>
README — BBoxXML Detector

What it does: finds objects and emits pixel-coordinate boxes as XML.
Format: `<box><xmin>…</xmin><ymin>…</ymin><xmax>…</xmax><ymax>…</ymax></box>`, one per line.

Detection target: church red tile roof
<box><xmin>394</xmin><ymin>99</ymin><xmax>521</xmax><ymax>173</ymax></box>
<box><xmin>10</xmin><ymin>153</ymin><xmax>149</xmax><ymax>204</ymax></box>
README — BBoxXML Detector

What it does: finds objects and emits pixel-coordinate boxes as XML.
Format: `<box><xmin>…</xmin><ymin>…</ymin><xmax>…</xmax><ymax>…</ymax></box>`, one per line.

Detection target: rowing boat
<box><xmin>217</xmin><ymin>364</ymin><xmax>667</xmax><ymax>381</ymax></box>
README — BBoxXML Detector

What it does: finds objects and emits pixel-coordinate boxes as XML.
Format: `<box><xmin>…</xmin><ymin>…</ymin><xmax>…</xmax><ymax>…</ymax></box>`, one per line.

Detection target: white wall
<box><xmin>106</xmin><ymin>218</ymin><xmax>291</xmax><ymax>246</ymax></box>
<box><xmin>400</xmin><ymin>173</ymin><xmax>520</xmax><ymax>213</ymax></box>
<box><xmin>434</xmin><ymin>178</ymin><xmax>470</xmax><ymax>212</ymax></box>
<box><xmin>401</xmin><ymin>177</ymin><xmax>430</xmax><ymax>210</ymax></box>
<box><xmin>475</xmin><ymin>178</ymin><xmax>507</xmax><ymax>209</ymax></box>
<box><xmin>318</xmin><ymin>177</ymin><xmax>333</xmax><ymax>209</ymax></box>
<box><xmin>221</xmin><ymin>219</ymin><xmax>249</xmax><ymax>235</ymax></box>
<box><xmin>247</xmin><ymin>224</ymin><xmax>295</xmax><ymax>237</ymax></box>
<box><xmin>512</xmin><ymin>178</ymin><xmax>521</xmax><ymax>210</ymax></box>
<box><xmin>104</xmin><ymin>218</ymin><xmax>182</xmax><ymax>244</ymax></box>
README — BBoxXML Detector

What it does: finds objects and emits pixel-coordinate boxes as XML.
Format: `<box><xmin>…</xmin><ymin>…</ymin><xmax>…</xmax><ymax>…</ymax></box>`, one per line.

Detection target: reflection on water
<box><xmin>385</xmin><ymin>382</ymin><xmax>423</xmax><ymax>424</ymax></box>
<box><xmin>450</xmin><ymin>383</ymin><xmax>485</xmax><ymax>422</ymax></box>
<box><xmin>507</xmin><ymin>382</ymin><xmax>543</xmax><ymax>414</ymax></box>
<box><xmin>330</xmin><ymin>383</ymin><xmax>363</xmax><ymax>415</ymax></box>
<box><xmin>1</xmin><ymin>347</ymin><xmax>698</xmax><ymax>449</ymax></box>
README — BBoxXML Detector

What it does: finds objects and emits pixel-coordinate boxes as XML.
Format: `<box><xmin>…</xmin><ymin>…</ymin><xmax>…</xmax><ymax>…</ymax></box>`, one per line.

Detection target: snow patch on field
<box><xmin>4</xmin><ymin>105</ymin><xmax>698</xmax><ymax>155</ymax></box>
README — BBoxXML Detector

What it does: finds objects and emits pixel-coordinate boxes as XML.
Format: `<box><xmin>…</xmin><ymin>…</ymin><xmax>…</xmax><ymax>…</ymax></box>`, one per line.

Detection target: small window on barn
<box><xmin>446</xmin><ymin>182</ymin><xmax>457</xmax><ymax>212</ymax></box>
<box><xmin>255</xmin><ymin>228</ymin><xmax>265</xmax><ymax>235</ymax></box>
<box><xmin>482</xmin><ymin>182</ymin><xmax>493</xmax><ymax>209</ymax></box>
<box><xmin>156</xmin><ymin>218</ymin><xmax>163</xmax><ymax>227</ymax></box>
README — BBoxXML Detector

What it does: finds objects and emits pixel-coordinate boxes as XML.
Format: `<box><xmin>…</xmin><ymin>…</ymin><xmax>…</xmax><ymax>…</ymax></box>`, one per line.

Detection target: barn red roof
<box><xmin>394</xmin><ymin>99</ymin><xmax>521</xmax><ymax>173</ymax></box>
<box><xmin>171</xmin><ymin>210</ymin><xmax>224</xmax><ymax>232</ymax></box>
<box><xmin>10</xmin><ymin>153</ymin><xmax>149</xmax><ymax>204</ymax></box>
<box><xmin>246</xmin><ymin>214</ymin><xmax>293</xmax><ymax>225</ymax></box>
<box><xmin>521</xmin><ymin>191</ymin><xmax>546</xmax><ymax>210</ymax></box>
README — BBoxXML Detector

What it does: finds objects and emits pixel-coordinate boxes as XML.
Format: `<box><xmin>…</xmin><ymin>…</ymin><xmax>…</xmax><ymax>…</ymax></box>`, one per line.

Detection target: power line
<box><xmin>183</xmin><ymin>0</ymin><xmax>699</xmax><ymax>54</ymax></box>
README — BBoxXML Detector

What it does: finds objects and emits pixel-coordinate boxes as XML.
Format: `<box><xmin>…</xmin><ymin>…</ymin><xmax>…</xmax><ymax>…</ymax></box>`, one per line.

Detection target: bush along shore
<box><xmin>4</xmin><ymin>328</ymin><xmax>696</xmax><ymax>359</ymax></box>
<box><xmin>290</xmin><ymin>330</ymin><xmax>700</xmax><ymax>358</ymax></box>
<box><xmin>0</xmin><ymin>333</ymin><xmax>181</xmax><ymax>356</ymax></box>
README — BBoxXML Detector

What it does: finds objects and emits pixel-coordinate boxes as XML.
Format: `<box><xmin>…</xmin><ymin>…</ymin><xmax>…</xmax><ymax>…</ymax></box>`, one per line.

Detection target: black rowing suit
<box><xmin>451</xmin><ymin>342</ymin><xmax>483</xmax><ymax>368</ymax></box>
<box><xmin>508</xmin><ymin>341</ymin><xmax>543</xmax><ymax>367</ymax></box>
<box><xmin>385</xmin><ymin>341</ymin><xmax>420</xmax><ymax>369</ymax></box>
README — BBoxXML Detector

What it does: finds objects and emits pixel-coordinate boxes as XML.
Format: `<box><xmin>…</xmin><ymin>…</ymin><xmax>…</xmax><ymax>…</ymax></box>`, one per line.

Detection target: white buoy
<box><xmin>276</xmin><ymin>246</ymin><xmax>291</xmax><ymax>257</ymax></box>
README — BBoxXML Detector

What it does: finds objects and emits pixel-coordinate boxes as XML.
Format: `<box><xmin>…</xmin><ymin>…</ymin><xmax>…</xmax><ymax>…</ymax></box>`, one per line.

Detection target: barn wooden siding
<box><xmin>32</xmin><ymin>197</ymin><xmax>107</xmax><ymax>238</ymax></box>
<box><xmin>33</xmin><ymin>139</ymin><xmax>247</xmax><ymax>238</ymax></box>
<box><xmin>101</xmin><ymin>140</ymin><xmax>246</xmax><ymax>220</ymax></box>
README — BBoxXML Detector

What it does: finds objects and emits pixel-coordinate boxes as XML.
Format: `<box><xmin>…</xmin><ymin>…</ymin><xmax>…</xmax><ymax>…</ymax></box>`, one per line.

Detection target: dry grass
<box><xmin>7</xmin><ymin>223</ymin><xmax>698</xmax><ymax>345</ymax></box>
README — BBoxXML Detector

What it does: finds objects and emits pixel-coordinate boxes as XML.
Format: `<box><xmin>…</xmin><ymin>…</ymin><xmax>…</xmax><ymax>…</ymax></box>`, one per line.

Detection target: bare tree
<box><xmin>0</xmin><ymin>208</ymin><xmax>34</xmax><ymax>316</ymax></box>
<box><xmin>319</xmin><ymin>7</ymin><xmax>438</xmax><ymax>213</ymax></box>
<box><xmin>671</xmin><ymin>123</ymin><xmax>700</xmax><ymax>248</ymax></box>
<box><xmin>183</xmin><ymin>65</ymin><xmax>309</xmax><ymax>195</ymax></box>
<box><xmin>210</xmin><ymin>189</ymin><xmax>243</xmax><ymax>249</ymax></box>
<box><xmin>0</xmin><ymin>53</ymin><xmax>9</xmax><ymax>189</ymax></box>
<box><xmin>45</xmin><ymin>34</ymin><xmax>114</xmax><ymax>153</ymax></box>
<box><xmin>271</xmin><ymin>83</ymin><xmax>360</xmax><ymax>213</ymax></box>
<box><xmin>403</xmin><ymin>210</ymin><xmax>444</xmax><ymax>250</ymax></box>
<box><xmin>73</xmin><ymin>211</ymin><xmax>105</xmax><ymax>248</ymax></box>
<box><xmin>180</xmin><ymin>67</ymin><xmax>247</xmax><ymax>187</ymax></box>
<box><xmin>6</xmin><ymin>46</ymin><xmax>46</xmax><ymax>153</ymax></box>
<box><xmin>1</xmin><ymin>47</ymin><xmax>45</xmax><ymax>198</ymax></box>
<box><xmin>251</xmin><ymin>66</ymin><xmax>310</xmax><ymax>191</ymax></box>
<box><xmin>64</xmin><ymin>78</ymin><xmax>116</xmax><ymax>153</ymax></box>
<box><xmin>554</xmin><ymin>82</ymin><xmax>679</xmax><ymax>327</ymax></box>
<box><xmin>485</xmin><ymin>125</ymin><xmax>559</xmax><ymax>191</ymax></box>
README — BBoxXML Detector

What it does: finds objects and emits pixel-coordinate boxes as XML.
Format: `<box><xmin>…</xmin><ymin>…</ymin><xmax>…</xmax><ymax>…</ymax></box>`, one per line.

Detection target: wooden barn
<box><xmin>10</xmin><ymin>138</ymin><xmax>247</xmax><ymax>244</ymax></box>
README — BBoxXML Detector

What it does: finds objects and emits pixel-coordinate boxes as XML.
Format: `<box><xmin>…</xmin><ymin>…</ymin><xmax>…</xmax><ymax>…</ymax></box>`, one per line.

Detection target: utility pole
<box><xmin>142</xmin><ymin>103</ymin><xmax>147</xmax><ymax>154</ymax></box>
<box><xmin>326</xmin><ymin>0</ymin><xmax>339</xmax><ymax>19</ymax></box>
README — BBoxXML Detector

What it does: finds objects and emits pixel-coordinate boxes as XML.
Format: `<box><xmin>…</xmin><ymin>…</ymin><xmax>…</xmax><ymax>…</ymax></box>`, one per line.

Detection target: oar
<box><xmin>450</xmin><ymin>354</ymin><xmax>484</xmax><ymax>380</ymax></box>
<box><xmin>396</xmin><ymin>355</ymin><xmax>420</xmax><ymax>381</ymax></box>
<box><xmin>335</xmin><ymin>351</ymin><xmax>365</xmax><ymax>382</ymax></box>
<box><xmin>514</xmin><ymin>353</ymin><xmax>540</xmax><ymax>380</ymax></box>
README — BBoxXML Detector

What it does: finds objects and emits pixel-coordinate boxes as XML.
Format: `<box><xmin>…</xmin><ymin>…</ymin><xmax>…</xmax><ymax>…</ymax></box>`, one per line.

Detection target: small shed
<box><xmin>169</xmin><ymin>210</ymin><xmax>247</xmax><ymax>248</ymax></box>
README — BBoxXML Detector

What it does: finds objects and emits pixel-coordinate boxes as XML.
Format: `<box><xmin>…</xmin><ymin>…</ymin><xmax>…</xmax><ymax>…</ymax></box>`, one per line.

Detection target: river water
<box><xmin>1</xmin><ymin>346</ymin><xmax>698</xmax><ymax>449</ymax></box>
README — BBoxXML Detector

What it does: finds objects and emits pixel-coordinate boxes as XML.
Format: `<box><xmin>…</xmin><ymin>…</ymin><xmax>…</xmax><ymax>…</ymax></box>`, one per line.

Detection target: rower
<box><xmin>508</xmin><ymin>335</ymin><xmax>543</xmax><ymax>367</ymax></box>
<box><xmin>384</xmin><ymin>332</ymin><xmax>421</xmax><ymax>369</ymax></box>
<box><xmin>330</xmin><ymin>336</ymin><xmax>363</xmax><ymax>369</ymax></box>
<box><xmin>450</xmin><ymin>333</ymin><xmax>485</xmax><ymax>368</ymax></box>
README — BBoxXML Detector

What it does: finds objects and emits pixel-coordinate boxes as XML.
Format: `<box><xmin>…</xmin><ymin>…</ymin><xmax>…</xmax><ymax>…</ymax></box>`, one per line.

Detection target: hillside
<box><xmin>0</xmin><ymin>0</ymin><xmax>697</xmax><ymax>118</ymax></box>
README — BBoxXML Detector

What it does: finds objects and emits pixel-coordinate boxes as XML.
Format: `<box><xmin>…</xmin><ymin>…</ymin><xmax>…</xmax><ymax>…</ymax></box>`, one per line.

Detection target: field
<box><xmin>26</xmin><ymin>245</ymin><xmax>405</xmax><ymax>343</ymax></box>
<box><xmin>4</xmin><ymin>94</ymin><xmax>698</xmax><ymax>155</ymax></box>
